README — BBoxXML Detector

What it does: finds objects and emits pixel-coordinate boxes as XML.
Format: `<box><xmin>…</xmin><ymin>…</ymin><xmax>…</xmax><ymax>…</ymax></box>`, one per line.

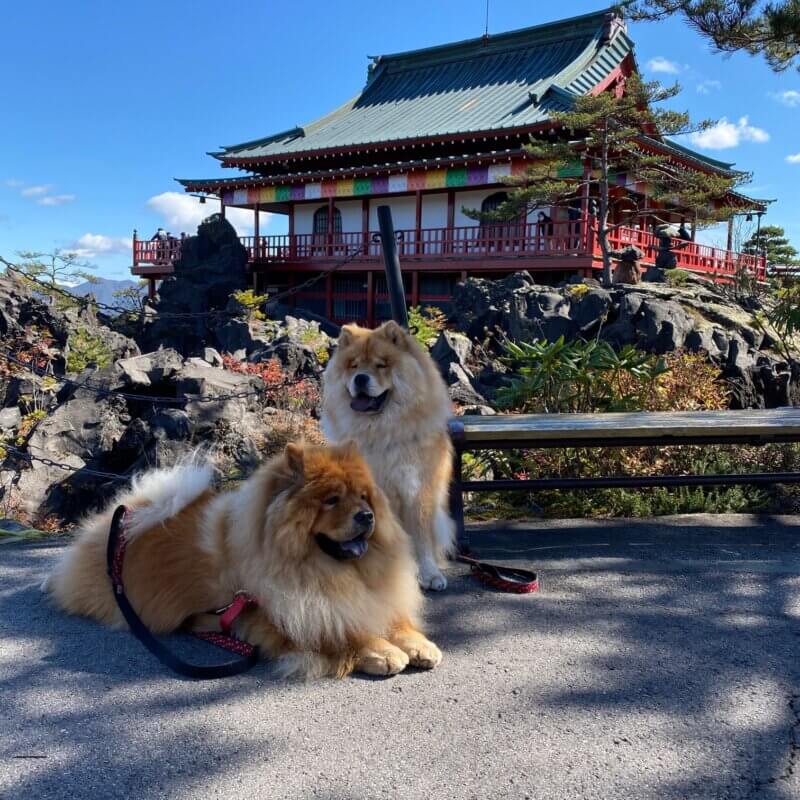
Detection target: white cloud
<box><xmin>687</xmin><ymin>116</ymin><xmax>770</xmax><ymax>149</ymax></box>
<box><xmin>21</xmin><ymin>184</ymin><xmax>53</xmax><ymax>197</ymax></box>
<box><xmin>146</xmin><ymin>191</ymin><xmax>271</xmax><ymax>236</ymax></box>
<box><xmin>770</xmin><ymin>90</ymin><xmax>800</xmax><ymax>107</ymax></box>
<box><xmin>696</xmin><ymin>80</ymin><xmax>721</xmax><ymax>94</ymax></box>
<box><xmin>38</xmin><ymin>194</ymin><xmax>75</xmax><ymax>206</ymax></box>
<box><xmin>11</xmin><ymin>182</ymin><xmax>76</xmax><ymax>205</ymax></box>
<box><xmin>68</xmin><ymin>233</ymin><xmax>132</xmax><ymax>258</ymax></box>
<box><xmin>646</xmin><ymin>56</ymin><xmax>681</xmax><ymax>74</ymax></box>
<box><xmin>787</xmin><ymin>153</ymin><xmax>800</xmax><ymax>164</ymax></box>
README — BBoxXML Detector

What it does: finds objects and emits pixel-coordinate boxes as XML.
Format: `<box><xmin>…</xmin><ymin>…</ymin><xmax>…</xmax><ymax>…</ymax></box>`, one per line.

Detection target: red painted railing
<box><xmin>236</xmin><ymin>221</ymin><xmax>587</xmax><ymax>261</ymax></box>
<box><xmin>133</xmin><ymin>223</ymin><xmax>766</xmax><ymax>280</ymax></box>
<box><xmin>132</xmin><ymin>236</ymin><xmax>182</xmax><ymax>266</ymax></box>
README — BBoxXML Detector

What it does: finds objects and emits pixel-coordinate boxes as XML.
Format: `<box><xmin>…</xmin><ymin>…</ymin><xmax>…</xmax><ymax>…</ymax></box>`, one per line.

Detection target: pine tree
<box><xmin>628</xmin><ymin>0</ymin><xmax>800</xmax><ymax>72</ymax></box>
<box><xmin>741</xmin><ymin>225</ymin><xmax>800</xmax><ymax>267</ymax></box>
<box><xmin>468</xmin><ymin>75</ymin><xmax>745</xmax><ymax>286</ymax></box>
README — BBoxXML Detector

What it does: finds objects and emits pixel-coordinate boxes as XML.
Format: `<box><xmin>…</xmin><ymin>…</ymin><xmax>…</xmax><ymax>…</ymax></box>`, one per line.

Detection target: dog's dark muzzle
<box><xmin>316</xmin><ymin>508</ymin><xmax>375</xmax><ymax>560</ymax></box>
<box><xmin>350</xmin><ymin>390</ymin><xmax>389</xmax><ymax>413</ymax></box>
<box><xmin>316</xmin><ymin>529</ymin><xmax>371</xmax><ymax>560</ymax></box>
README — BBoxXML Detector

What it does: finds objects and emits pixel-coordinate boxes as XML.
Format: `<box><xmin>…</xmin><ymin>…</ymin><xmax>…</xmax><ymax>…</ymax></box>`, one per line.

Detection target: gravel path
<box><xmin>1</xmin><ymin>514</ymin><xmax>799</xmax><ymax>800</ymax></box>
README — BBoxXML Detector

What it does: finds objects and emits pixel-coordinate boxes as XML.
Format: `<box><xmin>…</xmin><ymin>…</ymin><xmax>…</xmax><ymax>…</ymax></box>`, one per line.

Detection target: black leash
<box><xmin>106</xmin><ymin>505</ymin><xmax>259</xmax><ymax>680</ymax></box>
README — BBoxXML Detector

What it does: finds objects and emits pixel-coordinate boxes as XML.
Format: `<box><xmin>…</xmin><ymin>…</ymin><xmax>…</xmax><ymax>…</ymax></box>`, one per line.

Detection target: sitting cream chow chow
<box><xmin>321</xmin><ymin>320</ymin><xmax>455</xmax><ymax>591</ymax></box>
<box><xmin>42</xmin><ymin>442</ymin><xmax>442</xmax><ymax>679</ymax></box>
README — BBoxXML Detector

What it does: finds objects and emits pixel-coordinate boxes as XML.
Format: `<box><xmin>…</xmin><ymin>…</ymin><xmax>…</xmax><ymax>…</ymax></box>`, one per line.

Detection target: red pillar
<box><xmin>361</xmin><ymin>198</ymin><xmax>370</xmax><ymax>254</ymax></box>
<box><xmin>446</xmin><ymin>190</ymin><xmax>455</xmax><ymax>253</ymax></box>
<box><xmin>327</xmin><ymin>196</ymin><xmax>335</xmax><ymax>256</ymax></box>
<box><xmin>415</xmin><ymin>190</ymin><xmax>422</xmax><ymax>255</ymax></box>
<box><xmin>148</xmin><ymin>278</ymin><xmax>156</xmax><ymax>300</ymax></box>
<box><xmin>220</xmin><ymin>196</ymin><xmax>226</xmax><ymax>220</ymax></box>
<box><xmin>411</xmin><ymin>271</ymin><xmax>419</xmax><ymax>307</ymax></box>
<box><xmin>288</xmin><ymin>204</ymin><xmax>295</xmax><ymax>258</ymax></box>
<box><xmin>253</xmin><ymin>202</ymin><xmax>260</xmax><ymax>261</ymax></box>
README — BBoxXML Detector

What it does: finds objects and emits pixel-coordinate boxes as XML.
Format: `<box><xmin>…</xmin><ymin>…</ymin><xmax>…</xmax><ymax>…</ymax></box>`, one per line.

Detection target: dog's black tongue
<box><xmin>338</xmin><ymin>536</ymin><xmax>368</xmax><ymax>559</ymax></box>
<box><xmin>350</xmin><ymin>393</ymin><xmax>378</xmax><ymax>412</ymax></box>
<box><xmin>316</xmin><ymin>533</ymin><xmax>368</xmax><ymax>560</ymax></box>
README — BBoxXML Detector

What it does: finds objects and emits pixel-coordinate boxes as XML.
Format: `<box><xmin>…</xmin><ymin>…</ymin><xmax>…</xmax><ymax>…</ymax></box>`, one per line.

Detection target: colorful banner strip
<box><xmin>224</xmin><ymin>161</ymin><xmax>536</xmax><ymax>206</ymax></box>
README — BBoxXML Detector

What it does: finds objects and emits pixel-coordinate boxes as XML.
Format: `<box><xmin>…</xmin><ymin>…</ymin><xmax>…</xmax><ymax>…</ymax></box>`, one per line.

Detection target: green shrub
<box><xmin>408</xmin><ymin>305</ymin><xmax>447</xmax><ymax>347</ymax></box>
<box><xmin>232</xmin><ymin>289</ymin><xmax>268</xmax><ymax>321</ymax></box>
<box><xmin>497</xmin><ymin>336</ymin><xmax>669</xmax><ymax>413</ymax></box>
<box><xmin>298</xmin><ymin>326</ymin><xmax>330</xmax><ymax>365</ymax></box>
<box><xmin>66</xmin><ymin>330</ymin><xmax>112</xmax><ymax>373</ymax></box>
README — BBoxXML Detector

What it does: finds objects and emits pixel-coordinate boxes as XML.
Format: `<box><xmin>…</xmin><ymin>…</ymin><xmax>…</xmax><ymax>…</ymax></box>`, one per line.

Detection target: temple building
<box><xmin>132</xmin><ymin>7</ymin><xmax>766</xmax><ymax>325</ymax></box>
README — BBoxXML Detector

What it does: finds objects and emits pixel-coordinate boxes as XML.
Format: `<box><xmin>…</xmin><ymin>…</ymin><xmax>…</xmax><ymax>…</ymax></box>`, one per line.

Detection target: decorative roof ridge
<box><xmin>639</xmin><ymin>135</ymin><xmax>738</xmax><ymax>174</ymax></box>
<box><xmin>214</xmin><ymin>126</ymin><xmax>305</xmax><ymax>159</ymax></box>
<box><xmin>657</xmin><ymin>137</ymin><xmax>736</xmax><ymax>171</ymax></box>
<box><xmin>368</xmin><ymin>7</ymin><xmax>621</xmax><ymax>75</ymax></box>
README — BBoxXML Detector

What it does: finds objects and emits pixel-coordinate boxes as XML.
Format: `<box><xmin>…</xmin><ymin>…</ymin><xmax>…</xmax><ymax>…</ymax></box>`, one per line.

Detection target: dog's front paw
<box><xmin>357</xmin><ymin>643</ymin><xmax>410</xmax><ymax>677</ymax></box>
<box><xmin>419</xmin><ymin>568</ymin><xmax>448</xmax><ymax>592</ymax></box>
<box><xmin>404</xmin><ymin>638</ymin><xmax>443</xmax><ymax>670</ymax></box>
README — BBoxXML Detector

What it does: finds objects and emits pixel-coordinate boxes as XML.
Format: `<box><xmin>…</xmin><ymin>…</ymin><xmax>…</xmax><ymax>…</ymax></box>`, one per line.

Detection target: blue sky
<box><xmin>2</xmin><ymin>0</ymin><xmax>799</xmax><ymax>279</ymax></box>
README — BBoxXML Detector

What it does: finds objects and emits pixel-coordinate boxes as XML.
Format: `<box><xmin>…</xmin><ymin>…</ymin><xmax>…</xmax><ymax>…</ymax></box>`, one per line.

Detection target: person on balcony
<box><xmin>151</xmin><ymin>227</ymin><xmax>168</xmax><ymax>265</ymax></box>
<box><xmin>537</xmin><ymin>211</ymin><xmax>553</xmax><ymax>251</ymax></box>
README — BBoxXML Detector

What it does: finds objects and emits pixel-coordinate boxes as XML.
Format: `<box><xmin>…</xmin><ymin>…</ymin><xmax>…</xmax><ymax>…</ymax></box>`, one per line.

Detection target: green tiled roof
<box><xmin>217</xmin><ymin>8</ymin><xmax>632</xmax><ymax>161</ymax></box>
<box><xmin>643</xmin><ymin>136</ymin><xmax>738</xmax><ymax>175</ymax></box>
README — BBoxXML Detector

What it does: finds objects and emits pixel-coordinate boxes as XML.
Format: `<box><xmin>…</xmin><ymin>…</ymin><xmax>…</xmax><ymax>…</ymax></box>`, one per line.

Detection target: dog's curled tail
<box><xmin>123</xmin><ymin>461</ymin><xmax>215</xmax><ymax>539</ymax></box>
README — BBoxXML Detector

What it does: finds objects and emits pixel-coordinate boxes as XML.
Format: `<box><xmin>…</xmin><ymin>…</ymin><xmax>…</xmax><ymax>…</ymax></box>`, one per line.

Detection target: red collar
<box><xmin>219</xmin><ymin>592</ymin><xmax>258</xmax><ymax>634</ymax></box>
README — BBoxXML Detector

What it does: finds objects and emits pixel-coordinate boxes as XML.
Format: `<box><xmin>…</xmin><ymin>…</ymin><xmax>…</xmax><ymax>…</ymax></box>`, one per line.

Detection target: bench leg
<box><xmin>449</xmin><ymin>447</ymin><xmax>468</xmax><ymax>554</ymax></box>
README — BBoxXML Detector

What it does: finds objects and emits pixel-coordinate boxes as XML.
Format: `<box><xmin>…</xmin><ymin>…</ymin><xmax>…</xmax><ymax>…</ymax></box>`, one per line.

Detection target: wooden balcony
<box><xmin>132</xmin><ymin>222</ymin><xmax>766</xmax><ymax>282</ymax></box>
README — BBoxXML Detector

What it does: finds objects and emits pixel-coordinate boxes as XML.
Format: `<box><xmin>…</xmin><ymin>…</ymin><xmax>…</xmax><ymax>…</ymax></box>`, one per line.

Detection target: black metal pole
<box><xmin>376</xmin><ymin>205</ymin><xmax>408</xmax><ymax>329</ymax></box>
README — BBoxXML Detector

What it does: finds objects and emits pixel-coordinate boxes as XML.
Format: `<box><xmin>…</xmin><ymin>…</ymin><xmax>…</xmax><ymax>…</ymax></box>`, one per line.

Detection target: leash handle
<box><xmin>456</xmin><ymin>551</ymin><xmax>539</xmax><ymax>594</ymax></box>
<box><xmin>106</xmin><ymin>505</ymin><xmax>260</xmax><ymax>680</ymax></box>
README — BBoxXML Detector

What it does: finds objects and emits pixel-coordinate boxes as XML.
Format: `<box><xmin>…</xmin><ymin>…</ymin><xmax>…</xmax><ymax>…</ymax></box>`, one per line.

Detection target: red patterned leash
<box><xmin>456</xmin><ymin>551</ymin><xmax>539</xmax><ymax>594</ymax></box>
<box><xmin>106</xmin><ymin>505</ymin><xmax>260</xmax><ymax>679</ymax></box>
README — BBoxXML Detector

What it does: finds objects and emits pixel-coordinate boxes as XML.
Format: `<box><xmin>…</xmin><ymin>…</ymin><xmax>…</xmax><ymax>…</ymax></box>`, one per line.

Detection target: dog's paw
<box><xmin>357</xmin><ymin>645</ymin><xmax>409</xmax><ymax>677</ymax></box>
<box><xmin>404</xmin><ymin>639</ymin><xmax>443</xmax><ymax>670</ymax></box>
<box><xmin>419</xmin><ymin>569</ymin><xmax>448</xmax><ymax>592</ymax></box>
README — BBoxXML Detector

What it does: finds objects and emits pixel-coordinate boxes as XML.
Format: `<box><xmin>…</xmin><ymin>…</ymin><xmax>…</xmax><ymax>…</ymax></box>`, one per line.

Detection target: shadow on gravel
<box><xmin>1</xmin><ymin>543</ymin><xmax>282</xmax><ymax>799</ymax></box>
<box><xmin>428</xmin><ymin>516</ymin><xmax>800</xmax><ymax>799</ymax></box>
<box><xmin>3</xmin><ymin>515</ymin><xmax>800</xmax><ymax>799</ymax></box>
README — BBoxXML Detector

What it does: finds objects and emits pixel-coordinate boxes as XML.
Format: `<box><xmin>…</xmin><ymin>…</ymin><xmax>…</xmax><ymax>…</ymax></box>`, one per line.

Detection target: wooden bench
<box><xmin>448</xmin><ymin>408</ymin><xmax>800</xmax><ymax>550</ymax></box>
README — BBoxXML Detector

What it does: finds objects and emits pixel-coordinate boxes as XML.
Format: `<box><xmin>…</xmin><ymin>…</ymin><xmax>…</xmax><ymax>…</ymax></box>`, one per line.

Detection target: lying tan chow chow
<box><xmin>42</xmin><ymin>442</ymin><xmax>442</xmax><ymax>679</ymax></box>
<box><xmin>321</xmin><ymin>320</ymin><xmax>455</xmax><ymax>591</ymax></box>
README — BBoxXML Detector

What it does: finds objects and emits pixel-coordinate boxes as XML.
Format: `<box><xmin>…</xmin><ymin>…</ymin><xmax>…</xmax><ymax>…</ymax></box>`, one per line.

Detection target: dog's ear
<box><xmin>337</xmin><ymin>325</ymin><xmax>358</xmax><ymax>348</ymax></box>
<box><xmin>376</xmin><ymin>320</ymin><xmax>408</xmax><ymax>348</ymax></box>
<box><xmin>284</xmin><ymin>442</ymin><xmax>305</xmax><ymax>478</ymax></box>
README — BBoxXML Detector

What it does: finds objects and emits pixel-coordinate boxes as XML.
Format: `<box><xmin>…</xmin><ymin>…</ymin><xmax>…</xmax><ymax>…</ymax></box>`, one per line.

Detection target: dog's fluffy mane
<box><xmin>42</xmin><ymin>444</ymin><xmax>424</xmax><ymax>679</ymax></box>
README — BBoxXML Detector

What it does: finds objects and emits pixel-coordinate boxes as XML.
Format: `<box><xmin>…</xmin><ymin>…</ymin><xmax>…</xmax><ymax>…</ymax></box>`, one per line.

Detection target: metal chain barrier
<box><xmin>2</xmin><ymin>442</ymin><xmax>129</xmax><ymax>482</ymax></box>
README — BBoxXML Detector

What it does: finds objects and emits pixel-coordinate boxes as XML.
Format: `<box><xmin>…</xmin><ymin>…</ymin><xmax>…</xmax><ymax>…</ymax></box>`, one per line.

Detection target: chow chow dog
<box><xmin>321</xmin><ymin>321</ymin><xmax>455</xmax><ymax>591</ymax></box>
<box><xmin>42</xmin><ymin>442</ymin><xmax>442</xmax><ymax>679</ymax></box>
